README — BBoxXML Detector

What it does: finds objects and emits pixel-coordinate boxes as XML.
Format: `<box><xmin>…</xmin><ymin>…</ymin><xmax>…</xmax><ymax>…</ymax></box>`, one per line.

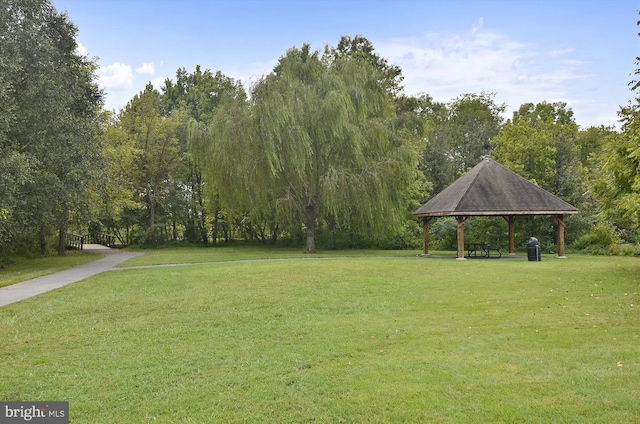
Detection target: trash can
<box><xmin>527</xmin><ymin>237</ymin><xmax>541</xmax><ymax>261</ymax></box>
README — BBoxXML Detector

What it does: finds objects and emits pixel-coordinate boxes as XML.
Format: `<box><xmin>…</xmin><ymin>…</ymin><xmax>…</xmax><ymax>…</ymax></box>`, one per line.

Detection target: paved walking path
<box><xmin>0</xmin><ymin>246</ymin><xmax>143</xmax><ymax>307</ymax></box>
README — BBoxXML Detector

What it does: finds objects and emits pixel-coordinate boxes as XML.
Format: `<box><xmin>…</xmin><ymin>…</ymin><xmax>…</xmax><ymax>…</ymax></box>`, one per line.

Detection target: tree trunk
<box><xmin>212</xmin><ymin>207</ymin><xmax>220</xmax><ymax>245</ymax></box>
<box><xmin>305</xmin><ymin>204</ymin><xmax>317</xmax><ymax>253</ymax></box>
<box><xmin>196</xmin><ymin>174</ymin><xmax>208</xmax><ymax>244</ymax></box>
<box><xmin>200</xmin><ymin>208</ymin><xmax>208</xmax><ymax>244</ymax></box>
<box><xmin>39</xmin><ymin>226</ymin><xmax>47</xmax><ymax>255</ymax></box>
<box><xmin>187</xmin><ymin>181</ymin><xmax>197</xmax><ymax>242</ymax></box>
<box><xmin>149</xmin><ymin>202</ymin><xmax>156</xmax><ymax>244</ymax></box>
<box><xmin>271</xmin><ymin>223</ymin><xmax>279</xmax><ymax>245</ymax></box>
<box><xmin>172</xmin><ymin>219</ymin><xmax>177</xmax><ymax>241</ymax></box>
<box><xmin>147</xmin><ymin>183</ymin><xmax>157</xmax><ymax>245</ymax></box>
<box><xmin>57</xmin><ymin>227</ymin><xmax>66</xmax><ymax>256</ymax></box>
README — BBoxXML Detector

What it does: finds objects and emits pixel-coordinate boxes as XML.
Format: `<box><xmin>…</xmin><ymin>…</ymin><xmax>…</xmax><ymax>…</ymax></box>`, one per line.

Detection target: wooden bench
<box><xmin>466</xmin><ymin>243</ymin><xmax>501</xmax><ymax>258</ymax></box>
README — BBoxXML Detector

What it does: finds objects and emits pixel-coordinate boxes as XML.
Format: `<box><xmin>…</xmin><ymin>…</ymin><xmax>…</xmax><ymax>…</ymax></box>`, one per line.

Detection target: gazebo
<box><xmin>413</xmin><ymin>158</ymin><xmax>579</xmax><ymax>259</ymax></box>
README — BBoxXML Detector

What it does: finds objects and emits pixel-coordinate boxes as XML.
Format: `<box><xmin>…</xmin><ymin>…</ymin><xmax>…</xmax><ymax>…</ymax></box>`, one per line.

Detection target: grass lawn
<box><xmin>0</xmin><ymin>249</ymin><xmax>638</xmax><ymax>423</ymax></box>
<box><xmin>0</xmin><ymin>251</ymin><xmax>103</xmax><ymax>288</ymax></box>
<box><xmin>115</xmin><ymin>244</ymin><xmax>425</xmax><ymax>267</ymax></box>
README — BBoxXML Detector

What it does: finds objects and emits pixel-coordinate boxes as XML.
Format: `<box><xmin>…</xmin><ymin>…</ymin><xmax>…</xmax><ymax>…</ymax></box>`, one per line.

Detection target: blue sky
<box><xmin>52</xmin><ymin>0</ymin><xmax>638</xmax><ymax>128</ymax></box>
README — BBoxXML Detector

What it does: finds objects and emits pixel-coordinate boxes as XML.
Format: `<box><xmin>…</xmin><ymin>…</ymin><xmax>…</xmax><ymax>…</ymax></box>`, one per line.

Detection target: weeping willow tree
<box><xmin>187</xmin><ymin>82</ymin><xmax>261</xmax><ymax>242</ymax></box>
<box><xmin>190</xmin><ymin>41</ymin><xmax>422</xmax><ymax>252</ymax></box>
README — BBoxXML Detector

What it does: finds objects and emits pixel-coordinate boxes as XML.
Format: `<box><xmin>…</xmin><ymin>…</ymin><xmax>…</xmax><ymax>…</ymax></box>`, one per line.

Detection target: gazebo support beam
<box><xmin>456</xmin><ymin>216</ymin><xmax>467</xmax><ymax>260</ymax></box>
<box><xmin>421</xmin><ymin>217</ymin><xmax>432</xmax><ymax>255</ymax></box>
<box><xmin>502</xmin><ymin>215</ymin><xmax>517</xmax><ymax>255</ymax></box>
<box><xmin>507</xmin><ymin>215</ymin><xmax>516</xmax><ymax>255</ymax></box>
<box><xmin>556</xmin><ymin>214</ymin><xmax>567</xmax><ymax>258</ymax></box>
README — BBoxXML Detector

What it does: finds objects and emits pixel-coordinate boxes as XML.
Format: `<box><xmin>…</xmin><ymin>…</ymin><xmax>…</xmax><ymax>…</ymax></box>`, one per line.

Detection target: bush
<box><xmin>572</xmin><ymin>223</ymin><xmax>639</xmax><ymax>255</ymax></box>
<box><xmin>373</xmin><ymin>221</ymin><xmax>422</xmax><ymax>250</ymax></box>
<box><xmin>429</xmin><ymin>217</ymin><xmax>457</xmax><ymax>250</ymax></box>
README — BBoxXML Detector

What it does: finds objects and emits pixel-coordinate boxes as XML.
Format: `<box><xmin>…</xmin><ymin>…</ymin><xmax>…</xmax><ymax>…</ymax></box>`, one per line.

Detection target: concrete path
<box><xmin>0</xmin><ymin>246</ymin><xmax>143</xmax><ymax>308</ymax></box>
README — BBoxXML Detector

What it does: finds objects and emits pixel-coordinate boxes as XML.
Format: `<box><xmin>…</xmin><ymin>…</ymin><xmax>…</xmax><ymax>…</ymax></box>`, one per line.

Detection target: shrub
<box><xmin>572</xmin><ymin>223</ymin><xmax>639</xmax><ymax>255</ymax></box>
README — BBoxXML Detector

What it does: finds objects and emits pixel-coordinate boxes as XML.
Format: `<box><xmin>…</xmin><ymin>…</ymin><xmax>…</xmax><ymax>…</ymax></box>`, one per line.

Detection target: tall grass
<box><xmin>0</xmin><ymin>252</ymin><xmax>638</xmax><ymax>423</ymax></box>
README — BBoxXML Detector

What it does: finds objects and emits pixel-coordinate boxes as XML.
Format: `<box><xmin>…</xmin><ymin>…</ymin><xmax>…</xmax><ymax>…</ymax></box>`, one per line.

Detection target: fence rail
<box><xmin>66</xmin><ymin>233</ymin><xmax>85</xmax><ymax>250</ymax></box>
<box><xmin>88</xmin><ymin>233</ymin><xmax>118</xmax><ymax>248</ymax></box>
<box><xmin>65</xmin><ymin>233</ymin><xmax>123</xmax><ymax>250</ymax></box>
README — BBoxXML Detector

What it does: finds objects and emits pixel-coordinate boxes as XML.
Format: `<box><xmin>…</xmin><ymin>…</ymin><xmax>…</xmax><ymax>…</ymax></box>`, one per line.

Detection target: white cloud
<box><xmin>97</xmin><ymin>62</ymin><xmax>133</xmax><ymax>91</ymax></box>
<box><xmin>471</xmin><ymin>17</ymin><xmax>484</xmax><ymax>36</ymax></box>
<box><xmin>150</xmin><ymin>76</ymin><xmax>167</xmax><ymax>89</ymax></box>
<box><xmin>76</xmin><ymin>42</ymin><xmax>88</xmax><ymax>57</ymax></box>
<box><xmin>226</xmin><ymin>58</ymin><xmax>279</xmax><ymax>93</ymax></box>
<box><xmin>549</xmin><ymin>48</ymin><xmax>574</xmax><ymax>57</ymax></box>
<box><xmin>136</xmin><ymin>62</ymin><xmax>156</xmax><ymax>75</ymax></box>
<box><xmin>375</xmin><ymin>21</ymin><xmax>605</xmax><ymax>126</ymax></box>
<box><xmin>378</xmin><ymin>29</ymin><xmax>529</xmax><ymax>100</ymax></box>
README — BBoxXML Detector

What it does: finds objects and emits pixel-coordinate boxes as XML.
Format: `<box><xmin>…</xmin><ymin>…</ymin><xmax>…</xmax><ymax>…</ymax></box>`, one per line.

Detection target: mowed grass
<box><xmin>0</xmin><ymin>251</ymin><xmax>638</xmax><ymax>423</ymax></box>
<box><xmin>116</xmin><ymin>244</ymin><xmax>424</xmax><ymax>267</ymax></box>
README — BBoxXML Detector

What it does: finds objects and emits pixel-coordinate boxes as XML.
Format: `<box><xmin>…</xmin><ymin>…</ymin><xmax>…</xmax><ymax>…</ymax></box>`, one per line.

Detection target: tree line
<box><xmin>1</xmin><ymin>0</ymin><xmax>638</xmax><ymax>261</ymax></box>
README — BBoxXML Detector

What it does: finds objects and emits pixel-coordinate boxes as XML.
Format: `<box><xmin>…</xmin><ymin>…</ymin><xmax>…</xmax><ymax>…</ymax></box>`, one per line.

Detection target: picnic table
<box><xmin>465</xmin><ymin>243</ymin><xmax>501</xmax><ymax>258</ymax></box>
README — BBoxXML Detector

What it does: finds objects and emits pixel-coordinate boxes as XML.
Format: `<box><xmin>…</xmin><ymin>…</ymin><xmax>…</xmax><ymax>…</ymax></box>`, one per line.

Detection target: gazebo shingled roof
<box><xmin>413</xmin><ymin>158</ymin><xmax>578</xmax><ymax>259</ymax></box>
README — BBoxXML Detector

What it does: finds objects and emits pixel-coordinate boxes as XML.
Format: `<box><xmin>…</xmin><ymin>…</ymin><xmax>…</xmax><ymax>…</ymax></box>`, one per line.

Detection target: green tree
<box><xmin>88</xmin><ymin>111</ymin><xmax>141</xmax><ymax>245</ymax></box>
<box><xmin>0</xmin><ymin>53</ymin><xmax>24</xmax><ymax>256</ymax></box>
<box><xmin>326</xmin><ymin>35</ymin><xmax>404</xmax><ymax>96</ymax></box>
<box><xmin>0</xmin><ymin>0</ymin><xmax>103</xmax><ymax>256</ymax></box>
<box><xmin>577</xmin><ymin>12</ymin><xmax>640</xmax><ymax>251</ymax></box>
<box><xmin>590</xmin><ymin>109</ymin><xmax>640</xmax><ymax>239</ymax></box>
<box><xmin>491</xmin><ymin>102</ymin><xmax>583</xmax><ymax>249</ymax></box>
<box><xmin>576</xmin><ymin>125</ymin><xmax>614</xmax><ymax>167</ymax></box>
<box><xmin>423</xmin><ymin>93</ymin><xmax>504</xmax><ymax>193</ymax></box>
<box><xmin>162</xmin><ymin>66</ymin><xmax>245</xmax><ymax>243</ymax></box>
<box><xmin>492</xmin><ymin>102</ymin><xmax>581</xmax><ymax>201</ymax></box>
<box><xmin>119</xmin><ymin>84</ymin><xmax>183</xmax><ymax>244</ymax></box>
<box><xmin>559</xmin><ymin>125</ymin><xmax>615</xmax><ymax>246</ymax></box>
<box><xmin>490</xmin><ymin>108</ymin><xmax>556</xmax><ymax>187</ymax></box>
<box><xmin>201</xmin><ymin>41</ymin><xmax>421</xmax><ymax>252</ymax></box>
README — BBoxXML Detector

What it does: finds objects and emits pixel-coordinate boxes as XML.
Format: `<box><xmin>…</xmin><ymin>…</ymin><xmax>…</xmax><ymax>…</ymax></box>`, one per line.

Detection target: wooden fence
<box><xmin>66</xmin><ymin>233</ymin><xmax>85</xmax><ymax>250</ymax></box>
<box><xmin>65</xmin><ymin>233</ymin><xmax>122</xmax><ymax>250</ymax></box>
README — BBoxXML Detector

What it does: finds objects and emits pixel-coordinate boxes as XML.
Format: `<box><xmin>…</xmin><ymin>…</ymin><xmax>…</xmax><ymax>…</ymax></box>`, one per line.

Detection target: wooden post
<box><xmin>508</xmin><ymin>215</ymin><xmax>516</xmax><ymax>255</ymax></box>
<box><xmin>556</xmin><ymin>214</ymin><xmax>567</xmax><ymax>258</ymax></box>
<box><xmin>422</xmin><ymin>217</ymin><xmax>431</xmax><ymax>255</ymax></box>
<box><xmin>456</xmin><ymin>216</ymin><xmax>467</xmax><ymax>260</ymax></box>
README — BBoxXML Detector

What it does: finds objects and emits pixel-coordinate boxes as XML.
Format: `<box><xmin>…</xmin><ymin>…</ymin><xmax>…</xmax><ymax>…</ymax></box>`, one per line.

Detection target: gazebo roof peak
<box><xmin>413</xmin><ymin>158</ymin><xmax>579</xmax><ymax>217</ymax></box>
